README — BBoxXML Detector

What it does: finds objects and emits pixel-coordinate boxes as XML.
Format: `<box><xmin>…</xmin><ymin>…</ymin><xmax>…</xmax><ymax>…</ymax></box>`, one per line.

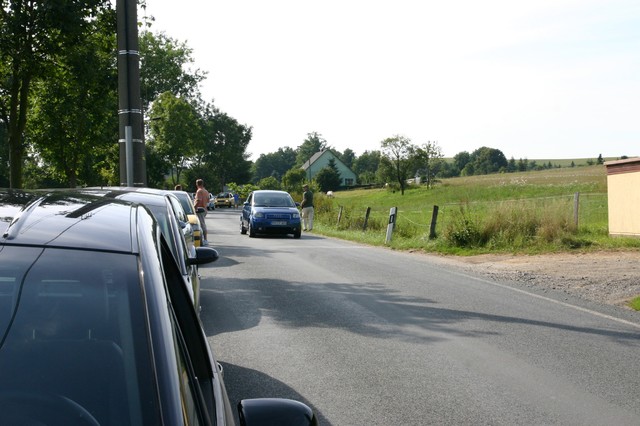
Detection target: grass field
<box><xmin>311</xmin><ymin>164</ymin><xmax>640</xmax><ymax>255</ymax></box>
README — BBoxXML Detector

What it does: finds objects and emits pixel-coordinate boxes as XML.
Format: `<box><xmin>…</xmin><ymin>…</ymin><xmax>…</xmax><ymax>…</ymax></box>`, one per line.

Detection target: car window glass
<box><xmin>0</xmin><ymin>247</ymin><xmax>160</xmax><ymax>425</ymax></box>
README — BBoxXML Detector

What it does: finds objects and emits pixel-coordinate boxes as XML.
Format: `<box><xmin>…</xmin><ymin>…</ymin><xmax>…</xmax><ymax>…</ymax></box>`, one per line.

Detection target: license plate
<box><xmin>271</xmin><ymin>221</ymin><xmax>287</xmax><ymax>225</ymax></box>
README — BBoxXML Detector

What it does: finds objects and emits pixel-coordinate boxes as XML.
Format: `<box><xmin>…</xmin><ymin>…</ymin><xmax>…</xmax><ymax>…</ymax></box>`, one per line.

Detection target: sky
<box><xmin>141</xmin><ymin>0</ymin><xmax>639</xmax><ymax>161</ymax></box>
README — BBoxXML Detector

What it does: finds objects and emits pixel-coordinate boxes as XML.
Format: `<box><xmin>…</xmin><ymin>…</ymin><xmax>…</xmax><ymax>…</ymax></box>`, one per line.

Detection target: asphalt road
<box><xmin>198</xmin><ymin>208</ymin><xmax>640</xmax><ymax>426</ymax></box>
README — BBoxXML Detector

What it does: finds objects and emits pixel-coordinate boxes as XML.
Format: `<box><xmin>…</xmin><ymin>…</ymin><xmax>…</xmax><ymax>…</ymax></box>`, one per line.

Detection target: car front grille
<box><xmin>265</xmin><ymin>213</ymin><xmax>290</xmax><ymax>220</ymax></box>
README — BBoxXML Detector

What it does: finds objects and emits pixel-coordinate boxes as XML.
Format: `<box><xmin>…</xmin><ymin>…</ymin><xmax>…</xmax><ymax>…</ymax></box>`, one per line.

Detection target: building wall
<box><xmin>306</xmin><ymin>151</ymin><xmax>357</xmax><ymax>186</ymax></box>
<box><xmin>605</xmin><ymin>158</ymin><xmax>640</xmax><ymax>236</ymax></box>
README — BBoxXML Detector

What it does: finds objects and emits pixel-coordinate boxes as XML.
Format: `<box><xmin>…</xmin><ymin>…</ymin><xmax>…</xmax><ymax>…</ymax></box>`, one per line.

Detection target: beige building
<box><xmin>605</xmin><ymin>157</ymin><xmax>640</xmax><ymax>237</ymax></box>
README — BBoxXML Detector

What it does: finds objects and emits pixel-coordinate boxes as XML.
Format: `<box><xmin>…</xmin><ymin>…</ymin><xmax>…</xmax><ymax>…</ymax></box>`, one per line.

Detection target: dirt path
<box><xmin>421</xmin><ymin>250</ymin><xmax>640</xmax><ymax>309</ymax></box>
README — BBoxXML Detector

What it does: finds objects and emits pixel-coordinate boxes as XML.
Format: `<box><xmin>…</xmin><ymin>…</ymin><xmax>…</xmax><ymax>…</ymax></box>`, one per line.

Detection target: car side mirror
<box><xmin>189</xmin><ymin>246</ymin><xmax>218</xmax><ymax>266</ymax></box>
<box><xmin>238</xmin><ymin>399</ymin><xmax>317</xmax><ymax>426</ymax></box>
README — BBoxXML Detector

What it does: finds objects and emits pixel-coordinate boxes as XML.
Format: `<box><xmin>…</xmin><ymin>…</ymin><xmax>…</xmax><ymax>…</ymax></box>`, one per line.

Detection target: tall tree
<box><xmin>0</xmin><ymin>0</ymin><xmax>110</xmax><ymax>188</ymax></box>
<box><xmin>252</xmin><ymin>147</ymin><xmax>296</xmax><ymax>182</ymax></box>
<box><xmin>338</xmin><ymin>148</ymin><xmax>356</xmax><ymax>169</ymax></box>
<box><xmin>315</xmin><ymin>158</ymin><xmax>341</xmax><ymax>192</ymax></box>
<box><xmin>26</xmin><ymin>9</ymin><xmax>118</xmax><ymax>187</ymax></box>
<box><xmin>139</xmin><ymin>30</ymin><xmax>206</xmax><ymax>113</ymax></box>
<box><xmin>380</xmin><ymin>135</ymin><xmax>417</xmax><ymax>195</ymax></box>
<box><xmin>296</xmin><ymin>131</ymin><xmax>327</xmax><ymax>166</ymax></box>
<box><xmin>414</xmin><ymin>140</ymin><xmax>443</xmax><ymax>188</ymax></box>
<box><xmin>202</xmin><ymin>108</ymin><xmax>252</xmax><ymax>190</ymax></box>
<box><xmin>352</xmin><ymin>150</ymin><xmax>381</xmax><ymax>184</ymax></box>
<box><xmin>469</xmin><ymin>146</ymin><xmax>508</xmax><ymax>175</ymax></box>
<box><xmin>148</xmin><ymin>92</ymin><xmax>201</xmax><ymax>186</ymax></box>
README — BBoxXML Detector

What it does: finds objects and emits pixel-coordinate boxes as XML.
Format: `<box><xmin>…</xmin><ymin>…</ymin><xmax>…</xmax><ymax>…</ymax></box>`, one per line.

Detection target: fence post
<box><xmin>363</xmin><ymin>207</ymin><xmax>371</xmax><ymax>231</ymax></box>
<box><xmin>573</xmin><ymin>192</ymin><xmax>580</xmax><ymax>227</ymax></box>
<box><xmin>337</xmin><ymin>206</ymin><xmax>344</xmax><ymax>227</ymax></box>
<box><xmin>385</xmin><ymin>207</ymin><xmax>397</xmax><ymax>244</ymax></box>
<box><xmin>429</xmin><ymin>205</ymin><xmax>439</xmax><ymax>239</ymax></box>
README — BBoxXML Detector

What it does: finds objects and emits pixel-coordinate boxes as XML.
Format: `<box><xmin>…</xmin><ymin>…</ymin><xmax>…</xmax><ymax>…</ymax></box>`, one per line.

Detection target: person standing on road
<box><xmin>194</xmin><ymin>179</ymin><xmax>210</xmax><ymax>245</ymax></box>
<box><xmin>300</xmin><ymin>184</ymin><xmax>314</xmax><ymax>231</ymax></box>
<box><xmin>233</xmin><ymin>192</ymin><xmax>239</xmax><ymax>209</ymax></box>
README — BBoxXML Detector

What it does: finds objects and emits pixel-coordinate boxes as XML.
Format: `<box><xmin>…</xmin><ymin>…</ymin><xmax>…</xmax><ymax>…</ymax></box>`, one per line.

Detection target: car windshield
<box><xmin>253</xmin><ymin>193</ymin><xmax>295</xmax><ymax>207</ymax></box>
<box><xmin>0</xmin><ymin>246</ymin><xmax>159</xmax><ymax>425</ymax></box>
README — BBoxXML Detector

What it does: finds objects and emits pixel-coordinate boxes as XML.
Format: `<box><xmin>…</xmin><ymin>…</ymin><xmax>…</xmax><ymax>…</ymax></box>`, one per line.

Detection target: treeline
<box><xmin>0</xmin><ymin>3</ymin><xmax>252</xmax><ymax>192</ymax></box>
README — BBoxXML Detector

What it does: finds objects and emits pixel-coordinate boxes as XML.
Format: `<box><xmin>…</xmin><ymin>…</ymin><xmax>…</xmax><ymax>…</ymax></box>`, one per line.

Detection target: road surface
<box><xmin>198</xmin><ymin>208</ymin><xmax>640</xmax><ymax>425</ymax></box>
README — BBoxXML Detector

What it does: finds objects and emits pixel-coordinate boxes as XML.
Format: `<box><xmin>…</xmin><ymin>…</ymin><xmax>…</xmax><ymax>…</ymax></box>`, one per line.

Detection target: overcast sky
<box><xmin>142</xmin><ymin>0</ymin><xmax>639</xmax><ymax>161</ymax></box>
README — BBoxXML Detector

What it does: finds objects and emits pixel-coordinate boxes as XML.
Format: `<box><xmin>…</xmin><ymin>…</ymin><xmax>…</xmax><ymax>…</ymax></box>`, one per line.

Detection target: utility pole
<box><xmin>116</xmin><ymin>0</ymin><xmax>146</xmax><ymax>186</ymax></box>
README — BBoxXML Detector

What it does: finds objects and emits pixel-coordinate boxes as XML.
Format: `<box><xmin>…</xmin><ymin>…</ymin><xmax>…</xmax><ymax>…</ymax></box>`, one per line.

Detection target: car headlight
<box><xmin>292</xmin><ymin>213</ymin><xmax>300</xmax><ymax>219</ymax></box>
<box><xmin>253</xmin><ymin>211</ymin><xmax>264</xmax><ymax>218</ymax></box>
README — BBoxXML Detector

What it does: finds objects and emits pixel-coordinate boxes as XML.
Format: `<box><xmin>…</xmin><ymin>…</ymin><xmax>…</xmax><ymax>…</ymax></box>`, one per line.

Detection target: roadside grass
<box><xmin>629</xmin><ymin>297</ymin><xmax>640</xmax><ymax>311</ymax></box>
<box><xmin>311</xmin><ymin>165</ymin><xmax>640</xmax><ymax>255</ymax></box>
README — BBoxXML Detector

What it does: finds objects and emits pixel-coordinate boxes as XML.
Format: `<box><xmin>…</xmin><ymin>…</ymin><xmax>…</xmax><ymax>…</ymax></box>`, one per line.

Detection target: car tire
<box><xmin>240</xmin><ymin>221</ymin><xmax>247</xmax><ymax>235</ymax></box>
<box><xmin>248</xmin><ymin>223</ymin><xmax>256</xmax><ymax>238</ymax></box>
<box><xmin>294</xmin><ymin>230</ymin><xmax>301</xmax><ymax>239</ymax></box>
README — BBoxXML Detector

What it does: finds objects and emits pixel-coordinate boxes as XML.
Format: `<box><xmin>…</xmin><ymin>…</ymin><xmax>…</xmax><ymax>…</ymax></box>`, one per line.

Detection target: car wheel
<box><xmin>240</xmin><ymin>221</ymin><xmax>247</xmax><ymax>235</ymax></box>
<box><xmin>249</xmin><ymin>223</ymin><xmax>256</xmax><ymax>238</ymax></box>
<box><xmin>294</xmin><ymin>230</ymin><xmax>301</xmax><ymax>239</ymax></box>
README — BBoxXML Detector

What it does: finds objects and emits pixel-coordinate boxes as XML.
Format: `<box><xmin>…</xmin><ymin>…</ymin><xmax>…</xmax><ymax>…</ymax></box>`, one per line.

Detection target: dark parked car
<box><xmin>0</xmin><ymin>189</ymin><xmax>316</xmax><ymax>426</ymax></box>
<box><xmin>240</xmin><ymin>190</ymin><xmax>302</xmax><ymax>238</ymax></box>
<box><xmin>90</xmin><ymin>187</ymin><xmax>207</xmax><ymax>311</ymax></box>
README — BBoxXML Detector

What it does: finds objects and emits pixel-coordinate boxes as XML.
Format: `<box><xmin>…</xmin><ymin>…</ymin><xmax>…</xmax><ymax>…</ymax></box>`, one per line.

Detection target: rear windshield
<box><xmin>0</xmin><ymin>247</ymin><xmax>159</xmax><ymax>425</ymax></box>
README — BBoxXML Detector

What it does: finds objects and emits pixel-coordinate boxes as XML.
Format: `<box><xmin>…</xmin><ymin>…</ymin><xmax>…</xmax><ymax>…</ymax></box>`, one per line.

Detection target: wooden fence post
<box><xmin>429</xmin><ymin>205</ymin><xmax>439</xmax><ymax>239</ymax></box>
<box><xmin>337</xmin><ymin>206</ymin><xmax>344</xmax><ymax>227</ymax></box>
<box><xmin>363</xmin><ymin>207</ymin><xmax>371</xmax><ymax>231</ymax></box>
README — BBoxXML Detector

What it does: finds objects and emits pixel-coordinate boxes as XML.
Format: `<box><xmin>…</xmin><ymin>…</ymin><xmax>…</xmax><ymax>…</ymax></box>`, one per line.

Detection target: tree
<box><xmin>452</xmin><ymin>151</ymin><xmax>471</xmax><ymax>176</ymax></box>
<box><xmin>296</xmin><ymin>131</ymin><xmax>327</xmax><ymax>166</ymax></box>
<box><xmin>315</xmin><ymin>158</ymin><xmax>341</xmax><ymax>192</ymax></box>
<box><xmin>469</xmin><ymin>147</ymin><xmax>508</xmax><ymax>175</ymax></box>
<box><xmin>139</xmin><ymin>30</ymin><xmax>206</xmax><ymax>113</ymax></box>
<box><xmin>414</xmin><ymin>141</ymin><xmax>443</xmax><ymax>188</ymax></box>
<box><xmin>380</xmin><ymin>135</ymin><xmax>418</xmax><ymax>195</ymax></box>
<box><xmin>352</xmin><ymin>150</ymin><xmax>381</xmax><ymax>184</ymax></box>
<box><xmin>0</xmin><ymin>0</ymin><xmax>112</xmax><ymax>188</ymax></box>
<box><xmin>281</xmin><ymin>167</ymin><xmax>306</xmax><ymax>193</ymax></box>
<box><xmin>338</xmin><ymin>148</ymin><xmax>356</xmax><ymax>169</ymax></box>
<box><xmin>252</xmin><ymin>147</ymin><xmax>296</xmax><ymax>182</ymax></box>
<box><xmin>148</xmin><ymin>92</ymin><xmax>201</xmax><ymax>186</ymax></box>
<box><xmin>26</xmin><ymin>10</ymin><xmax>118</xmax><ymax>187</ymax></box>
<box><xmin>257</xmin><ymin>176</ymin><xmax>280</xmax><ymax>190</ymax></box>
<box><xmin>597</xmin><ymin>154</ymin><xmax>604</xmax><ymax>165</ymax></box>
<box><xmin>201</xmin><ymin>108</ymin><xmax>252</xmax><ymax>190</ymax></box>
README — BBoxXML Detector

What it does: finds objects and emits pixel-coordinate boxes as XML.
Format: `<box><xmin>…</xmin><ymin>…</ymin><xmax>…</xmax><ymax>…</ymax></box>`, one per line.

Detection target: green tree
<box><xmin>353</xmin><ymin>150</ymin><xmax>381</xmax><ymax>184</ymax></box>
<box><xmin>26</xmin><ymin>10</ymin><xmax>117</xmax><ymax>187</ymax></box>
<box><xmin>338</xmin><ymin>148</ymin><xmax>356</xmax><ymax>169</ymax></box>
<box><xmin>201</xmin><ymin>108</ymin><xmax>252</xmax><ymax>190</ymax></box>
<box><xmin>452</xmin><ymin>151</ymin><xmax>471</xmax><ymax>176</ymax></box>
<box><xmin>470</xmin><ymin>147</ymin><xmax>508</xmax><ymax>175</ymax></box>
<box><xmin>252</xmin><ymin>146</ymin><xmax>296</xmax><ymax>182</ymax></box>
<box><xmin>380</xmin><ymin>135</ymin><xmax>418</xmax><ymax>195</ymax></box>
<box><xmin>257</xmin><ymin>176</ymin><xmax>281</xmax><ymax>190</ymax></box>
<box><xmin>296</xmin><ymin>131</ymin><xmax>327</xmax><ymax>166</ymax></box>
<box><xmin>139</xmin><ymin>30</ymin><xmax>206</xmax><ymax>113</ymax></box>
<box><xmin>315</xmin><ymin>158</ymin><xmax>341</xmax><ymax>192</ymax></box>
<box><xmin>148</xmin><ymin>92</ymin><xmax>201</xmax><ymax>186</ymax></box>
<box><xmin>0</xmin><ymin>0</ymin><xmax>112</xmax><ymax>188</ymax></box>
<box><xmin>282</xmin><ymin>167</ymin><xmax>306</xmax><ymax>193</ymax></box>
<box><xmin>414</xmin><ymin>140</ymin><xmax>443</xmax><ymax>188</ymax></box>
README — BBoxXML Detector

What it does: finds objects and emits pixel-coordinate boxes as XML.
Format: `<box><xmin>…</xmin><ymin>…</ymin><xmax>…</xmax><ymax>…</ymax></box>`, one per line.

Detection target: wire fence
<box><xmin>324</xmin><ymin>192</ymin><xmax>609</xmax><ymax>238</ymax></box>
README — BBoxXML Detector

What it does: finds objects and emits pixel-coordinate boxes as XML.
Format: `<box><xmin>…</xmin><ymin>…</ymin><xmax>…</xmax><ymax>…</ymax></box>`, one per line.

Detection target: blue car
<box><xmin>240</xmin><ymin>190</ymin><xmax>302</xmax><ymax>238</ymax></box>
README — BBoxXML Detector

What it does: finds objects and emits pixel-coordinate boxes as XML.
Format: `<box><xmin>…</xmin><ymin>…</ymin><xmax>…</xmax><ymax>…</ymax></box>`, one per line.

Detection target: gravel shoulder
<box><xmin>420</xmin><ymin>250</ymin><xmax>640</xmax><ymax>310</ymax></box>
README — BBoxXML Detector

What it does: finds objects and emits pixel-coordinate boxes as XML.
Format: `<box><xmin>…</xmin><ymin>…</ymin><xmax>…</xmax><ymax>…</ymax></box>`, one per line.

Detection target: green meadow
<box><xmin>311</xmin><ymin>164</ymin><xmax>640</xmax><ymax>255</ymax></box>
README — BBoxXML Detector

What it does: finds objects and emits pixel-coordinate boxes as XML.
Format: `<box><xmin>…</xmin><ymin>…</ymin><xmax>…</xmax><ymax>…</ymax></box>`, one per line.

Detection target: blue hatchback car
<box><xmin>240</xmin><ymin>190</ymin><xmax>302</xmax><ymax>238</ymax></box>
